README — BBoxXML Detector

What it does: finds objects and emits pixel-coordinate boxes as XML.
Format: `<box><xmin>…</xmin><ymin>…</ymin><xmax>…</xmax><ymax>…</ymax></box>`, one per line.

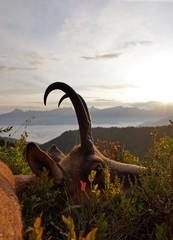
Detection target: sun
<box><xmin>127</xmin><ymin>50</ymin><xmax>173</xmax><ymax>103</ymax></box>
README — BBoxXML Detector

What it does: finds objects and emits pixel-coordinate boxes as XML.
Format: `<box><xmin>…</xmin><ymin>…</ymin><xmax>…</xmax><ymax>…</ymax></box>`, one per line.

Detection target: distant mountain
<box><xmin>1</xmin><ymin>104</ymin><xmax>173</xmax><ymax>126</ymax></box>
<box><xmin>140</xmin><ymin>116</ymin><xmax>173</xmax><ymax>127</ymax></box>
<box><xmin>0</xmin><ymin>108</ymin><xmax>76</xmax><ymax>125</ymax></box>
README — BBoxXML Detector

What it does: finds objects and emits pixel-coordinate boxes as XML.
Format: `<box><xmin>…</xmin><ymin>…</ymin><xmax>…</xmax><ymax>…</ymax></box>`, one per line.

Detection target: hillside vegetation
<box><xmin>41</xmin><ymin>125</ymin><xmax>173</xmax><ymax>159</ymax></box>
<box><xmin>0</xmin><ymin>125</ymin><xmax>172</xmax><ymax>239</ymax></box>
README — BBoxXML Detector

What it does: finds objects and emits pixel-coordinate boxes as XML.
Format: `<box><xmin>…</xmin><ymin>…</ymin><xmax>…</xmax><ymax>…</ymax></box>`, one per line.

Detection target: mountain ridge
<box><xmin>0</xmin><ymin>104</ymin><xmax>173</xmax><ymax>126</ymax></box>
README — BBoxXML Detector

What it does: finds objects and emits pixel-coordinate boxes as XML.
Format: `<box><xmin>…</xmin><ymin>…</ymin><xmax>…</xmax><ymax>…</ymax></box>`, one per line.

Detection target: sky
<box><xmin>0</xmin><ymin>0</ymin><xmax>173</xmax><ymax>114</ymax></box>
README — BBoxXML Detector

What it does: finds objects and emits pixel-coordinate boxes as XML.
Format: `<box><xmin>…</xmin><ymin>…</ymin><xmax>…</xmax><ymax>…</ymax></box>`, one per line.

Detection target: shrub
<box><xmin>61</xmin><ymin>131</ymin><xmax>173</xmax><ymax>240</ymax></box>
<box><xmin>1</xmin><ymin>125</ymin><xmax>172</xmax><ymax>239</ymax></box>
<box><xmin>96</xmin><ymin>139</ymin><xmax>141</xmax><ymax>165</ymax></box>
<box><xmin>19</xmin><ymin>167</ymin><xmax>64</xmax><ymax>239</ymax></box>
<box><xmin>0</xmin><ymin>130</ymin><xmax>31</xmax><ymax>174</ymax></box>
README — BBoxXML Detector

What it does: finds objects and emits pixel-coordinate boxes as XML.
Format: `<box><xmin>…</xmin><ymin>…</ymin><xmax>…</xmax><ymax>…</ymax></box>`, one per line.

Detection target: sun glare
<box><xmin>128</xmin><ymin>50</ymin><xmax>173</xmax><ymax>103</ymax></box>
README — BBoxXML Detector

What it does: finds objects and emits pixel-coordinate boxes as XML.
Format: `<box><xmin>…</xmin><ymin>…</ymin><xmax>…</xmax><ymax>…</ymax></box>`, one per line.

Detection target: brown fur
<box><xmin>0</xmin><ymin>161</ymin><xmax>23</xmax><ymax>240</ymax></box>
<box><xmin>0</xmin><ymin>140</ymin><xmax>145</xmax><ymax>239</ymax></box>
<box><xmin>25</xmin><ymin>142</ymin><xmax>145</xmax><ymax>202</ymax></box>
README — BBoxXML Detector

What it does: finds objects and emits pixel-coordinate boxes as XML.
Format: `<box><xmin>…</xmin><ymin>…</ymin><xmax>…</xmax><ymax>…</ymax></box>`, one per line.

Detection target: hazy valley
<box><xmin>0</xmin><ymin>103</ymin><xmax>173</xmax><ymax>127</ymax></box>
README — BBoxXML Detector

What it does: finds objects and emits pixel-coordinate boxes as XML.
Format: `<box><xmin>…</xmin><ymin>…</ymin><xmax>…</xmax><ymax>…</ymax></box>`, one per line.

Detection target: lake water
<box><xmin>1</xmin><ymin>122</ymin><xmax>141</xmax><ymax>144</ymax></box>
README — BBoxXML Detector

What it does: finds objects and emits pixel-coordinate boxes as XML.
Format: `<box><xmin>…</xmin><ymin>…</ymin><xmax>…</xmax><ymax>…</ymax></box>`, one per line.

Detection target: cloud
<box><xmin>0</xmin><ymin>86</ymin><xmax>42</xmax><ymax>95</ymax></box>
<box><xmin>95</xmin><ymin>84</ymin><xmax>138</xmax><ymax>90</ymax></box>
<box><xmin>118</xmin><ymin>40</ymin><xmax>153</xmax><ymax>50</ymax></box>
<box><xmin>93</xmin><ymin>98</ymin><xmax>119</xmax><ymax>103</ymax></box>
<box><xmin>122</xmin><ymin>0</ymin><xmax>173</xmax><ymax>2</ymax></box>
<box><xmin>128</xmin><ymin>101</ymin><xmax>163</xmax><ymax>110</ymax></box>
<box><xmin>81</xmin><ymin>52</ymin><xmax>123</xmax><ymax>60</ymax></box>
<box><xmin>0</xmin><ymin>51</ymin><xmax>60</xmax><ymax>74</ymax></box>
<box><xmin>76</xmin><ymin>84</ymin><xmax>137</xmax><ymax>91</ymax></box>
<box><xmin>0</xmin><ymin>65</ymin><xmax>38</xmax><ymax>74</ymax></box>
<box><xmin>86</xmin><ymin>98</ymin><xmax>125</xmax><ymax>109</ymax></box>
<box><xmin>0</xmin><ymin>51</ymin><xmax>59</xmax><ymax>63</ymax></box>
<box><xmin>81</xmin><ymin>40</ymin><xmax>152</xmax><ymax>61</ymax></box>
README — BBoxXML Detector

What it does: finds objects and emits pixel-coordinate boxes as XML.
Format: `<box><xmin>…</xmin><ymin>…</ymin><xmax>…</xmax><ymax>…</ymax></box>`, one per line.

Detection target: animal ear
<box><xmin>26</xmin><ymin>142</ymin><xmax>64</xmax><ymax>184</ymax></box>
<box><xmin>49</xmin><ymin>144</ymin><xmax>65</xmax><ymax>163</ymax></box>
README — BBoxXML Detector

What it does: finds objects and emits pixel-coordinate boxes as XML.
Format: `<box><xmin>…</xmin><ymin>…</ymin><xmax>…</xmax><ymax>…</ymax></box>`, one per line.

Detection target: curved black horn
<box><xmin>44</xmin><ymin>82</ymin><xmax>93</xmax><ymax>151</ymax></box>
<box><xmin>58</xmin><ymin>93</ymin><xmax>91</xmax><ymax>124</ymax></box>
<box><xmin>58</xmin><ymin>93</ymin><xmax>93</xmax><ymax>143</ymax></box>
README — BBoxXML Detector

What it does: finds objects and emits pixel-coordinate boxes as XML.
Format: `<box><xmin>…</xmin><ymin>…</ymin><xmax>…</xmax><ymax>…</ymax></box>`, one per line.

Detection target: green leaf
<box><xmin>62</xmin><ymin>215</ymin><xmax>77</xmax><ymax>240</ymax></box>
<box><xmin>156</xmin><ymin>222</ymin><xmax>167</xmax><ymax>240</ymax></box>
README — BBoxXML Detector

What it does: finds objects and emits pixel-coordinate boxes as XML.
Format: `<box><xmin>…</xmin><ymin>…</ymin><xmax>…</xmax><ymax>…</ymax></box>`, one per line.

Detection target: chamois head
<box><xmin>26</xmin><ymin>82</ymin><xmax>145</xmax><ymax>200</ymax></box>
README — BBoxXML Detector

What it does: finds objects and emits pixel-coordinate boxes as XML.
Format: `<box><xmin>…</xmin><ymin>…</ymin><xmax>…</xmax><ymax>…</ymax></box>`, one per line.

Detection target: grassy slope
<box><xmin>41</xmin><ymin>125</ymin><xmax>173</xmax><ymax>159</ymax></box>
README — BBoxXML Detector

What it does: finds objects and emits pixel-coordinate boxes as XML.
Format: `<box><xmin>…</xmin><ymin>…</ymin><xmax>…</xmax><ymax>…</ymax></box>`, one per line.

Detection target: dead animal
<box><xmin>0</xmin><ymin>82</ymin><xmax>146</xmax><ymax>239</ymax></box>
<box><xmin>0</xmin><ymin>160</ymin><xmax>23</xmax><ymax>240</ymax></box>
<box><xmin>26</xmin><ymin>82</ymin><xmax>145</xmax><ymax>200</ymax></box>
